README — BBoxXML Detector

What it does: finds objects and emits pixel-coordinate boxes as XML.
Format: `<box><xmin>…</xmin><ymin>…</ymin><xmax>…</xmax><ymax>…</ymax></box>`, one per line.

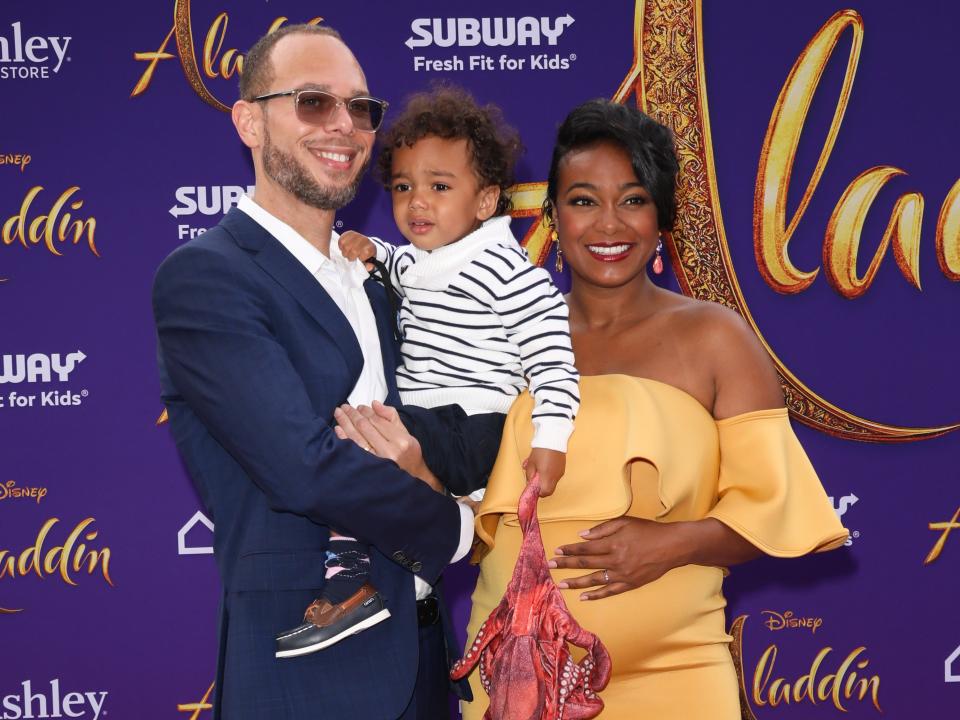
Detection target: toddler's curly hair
<box><xmin>376</xmin><ymin>85</ymin><xmax>522</xmax><ymax>216</ymax></box>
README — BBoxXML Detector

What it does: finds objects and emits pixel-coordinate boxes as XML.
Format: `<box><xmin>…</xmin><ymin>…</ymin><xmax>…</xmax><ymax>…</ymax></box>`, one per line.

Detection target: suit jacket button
<box><xmin>410</xmin><ymin>561</ymin><xmax>423</xmax><ymax>573</ymax></box>
<box><xmin>393</xmin><ymin>551</ymin><xmax>405</xmax><ymax>562</ymax></box>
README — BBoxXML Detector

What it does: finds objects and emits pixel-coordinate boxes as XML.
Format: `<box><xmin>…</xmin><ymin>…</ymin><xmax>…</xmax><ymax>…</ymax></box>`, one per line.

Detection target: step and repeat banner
<box><xmin>3</xmin><ymin>0</ymin><xmax>958</xmax><ymax>717</ymax></box>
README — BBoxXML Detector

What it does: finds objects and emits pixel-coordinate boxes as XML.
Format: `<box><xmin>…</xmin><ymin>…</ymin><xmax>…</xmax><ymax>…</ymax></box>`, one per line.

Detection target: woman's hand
<box><xmin>548</xmin><ymin>517</ymin><xmax>691</xmax><ymax>600</ymax></box>
<box><xmin>333</xmin><ymin>401</ymin><xmax>444</xmax><ymax>492</ymax></box>
<box><xmin>549</xmin><ymin>516</ymin><xmax>762</xmax><ymax>600</ymax></box>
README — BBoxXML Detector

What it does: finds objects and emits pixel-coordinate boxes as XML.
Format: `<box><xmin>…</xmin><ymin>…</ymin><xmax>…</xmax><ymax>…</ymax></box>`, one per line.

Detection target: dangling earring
<box><xmin>652</xmin><ymin>237</ymin><xmax>664</xmax><ymax>275</ymax></box>
<box><xmin>553</xmin><ymin>230</ymin><xmax>564</xmax><ymax>272</ymax></box>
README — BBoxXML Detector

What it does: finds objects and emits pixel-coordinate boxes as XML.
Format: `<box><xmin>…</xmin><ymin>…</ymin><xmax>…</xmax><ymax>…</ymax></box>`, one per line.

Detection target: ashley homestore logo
<box><xmin>1</xmin><ymin>680</ymin><xmax>107</xmax><ymax>719</ymax></box>
<box><xmin>0</xmin><ymin>23</ymin><xmax>71</xmax><ymax>80</ymax></box>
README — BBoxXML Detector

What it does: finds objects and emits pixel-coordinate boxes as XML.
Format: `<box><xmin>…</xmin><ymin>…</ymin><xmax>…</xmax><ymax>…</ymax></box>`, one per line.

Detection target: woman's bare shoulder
<box><xmin>657</xmin><ymin>293</ymin><xmax>746</xmax><ymax>339</ymax></box>
<box><xmin>661</xmin><ymin>296</ymin><xmax>784</xmax><ymax>418</ymax></box>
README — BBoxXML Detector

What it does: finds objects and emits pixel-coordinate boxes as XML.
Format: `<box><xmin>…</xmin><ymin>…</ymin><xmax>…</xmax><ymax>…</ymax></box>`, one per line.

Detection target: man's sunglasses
<box><xmin>253</xmin><ymin>89</ymin><xmax>389</xmax><ymax>133</ymax></box>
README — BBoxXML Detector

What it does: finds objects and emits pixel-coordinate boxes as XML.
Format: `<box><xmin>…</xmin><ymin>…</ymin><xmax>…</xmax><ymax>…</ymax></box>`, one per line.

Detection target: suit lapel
<box><xmin>221</xmin><ymin>208</ymin><xmax>364</xmax><ymax>378</ymax></box>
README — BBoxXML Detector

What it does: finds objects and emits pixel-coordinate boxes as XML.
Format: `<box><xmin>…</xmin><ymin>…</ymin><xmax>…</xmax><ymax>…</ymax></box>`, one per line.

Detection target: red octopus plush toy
<box><xmin>451</xmin><ymin>478</ymin><xmax>613</xmax><ymax>719</ymax></box>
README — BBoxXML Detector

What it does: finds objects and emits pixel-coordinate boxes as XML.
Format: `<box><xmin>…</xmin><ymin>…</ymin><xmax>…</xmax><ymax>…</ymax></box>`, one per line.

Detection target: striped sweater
<box><xmin>372</xmin><ymin>216</ymin><xmax>579</xmax><ymax>452</ymax></box>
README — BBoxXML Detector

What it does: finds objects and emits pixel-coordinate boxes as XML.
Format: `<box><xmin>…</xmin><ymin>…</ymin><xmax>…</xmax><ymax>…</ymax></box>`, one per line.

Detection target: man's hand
<box><xmin>334</xmin><ymin>401</ymin><xmax>444</xmax><ymax>492</ymax></box>
<box><xmin>524</xmin><ymin>447</ymin><xmax>566</xmax><ymax>497</ymax></box>
<box><xmin>338</xmin><ymin>230</ymin><xmax>377</xmax><ymax>270</ymax></box>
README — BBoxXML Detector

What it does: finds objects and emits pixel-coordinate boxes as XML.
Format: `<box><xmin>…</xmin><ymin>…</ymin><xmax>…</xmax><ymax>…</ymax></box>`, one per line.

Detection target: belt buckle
<box><xmin>417</xmin><ymin>596</ymin><xmax>439</xmax><ymax>627</ymax></box>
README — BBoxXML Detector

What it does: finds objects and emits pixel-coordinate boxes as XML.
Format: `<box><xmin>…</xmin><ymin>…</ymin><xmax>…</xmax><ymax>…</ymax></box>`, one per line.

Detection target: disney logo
<box><xmin>761</xmin><ymin>610</ymin><xmax>823</xmax><ymax>634</ymax></box>
<box><xmin>0</xmin><ymin>480</ymin><xmax>47</xmax><ymax>504</ymax></box>
<box><xmin>0</xmin><ymin>153</ymin><xmax>31</xmax><ymax>172</ymax></box>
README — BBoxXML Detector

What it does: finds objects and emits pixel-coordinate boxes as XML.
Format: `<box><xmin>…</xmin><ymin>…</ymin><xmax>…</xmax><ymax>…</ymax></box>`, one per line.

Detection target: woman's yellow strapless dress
<box><xmin>463</xmin><ymin>375</ymin><xmax>848</xmax><ymax>719</ymax></box>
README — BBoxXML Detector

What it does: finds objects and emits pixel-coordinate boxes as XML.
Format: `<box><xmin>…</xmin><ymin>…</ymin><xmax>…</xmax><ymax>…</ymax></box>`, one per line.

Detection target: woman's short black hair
<box><xmin>544</xmin><ymin>100</ymin><xmax>679</xmax><ymax>231</ymax></box>
<box><xmin>376</xmin><ymin>84</ymin><xmax>522</xmax><ymax>216</ymax></box>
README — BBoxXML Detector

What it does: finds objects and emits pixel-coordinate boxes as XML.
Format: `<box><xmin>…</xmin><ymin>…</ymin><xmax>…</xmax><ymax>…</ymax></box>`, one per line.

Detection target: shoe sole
<box><xmin>275</xmin><ymin>608</ymin><xmax>392</xmax><ymax>658</ymax></box>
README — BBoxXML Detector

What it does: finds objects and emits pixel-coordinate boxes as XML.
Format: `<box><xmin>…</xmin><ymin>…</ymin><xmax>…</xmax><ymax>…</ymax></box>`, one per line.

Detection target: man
<box><xmin>153</xmin><ymin>25</ymin><xmax>474</xmax><ymax>720</ymax></box>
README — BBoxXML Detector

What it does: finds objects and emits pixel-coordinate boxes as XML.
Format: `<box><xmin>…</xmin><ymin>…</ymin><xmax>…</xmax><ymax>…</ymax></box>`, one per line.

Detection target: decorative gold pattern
<box><xmin>629</xmin><ymin>0</ymin><xmax>957</xmax><ymax>442</ymax></box>
<box><xmin>174</xmin><ymin>0</ymin><xmax>231</xmax><ymax>112</ymax></box>
<box><xmin>728</xmin><ymin>615</ymin><xmax>759</xmax><ymax>720</ymax></box>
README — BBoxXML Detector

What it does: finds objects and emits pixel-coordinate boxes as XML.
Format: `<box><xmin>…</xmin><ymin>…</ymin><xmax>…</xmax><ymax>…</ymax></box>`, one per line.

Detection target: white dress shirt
<box><xmin>237</xmin><ymin>195</ymin><xmax>473</xmax><ymax>597</ymax></box>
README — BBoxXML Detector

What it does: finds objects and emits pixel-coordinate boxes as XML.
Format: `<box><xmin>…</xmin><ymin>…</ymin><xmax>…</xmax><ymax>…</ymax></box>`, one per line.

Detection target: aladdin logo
<box><xmin>0</xmin><ymin>153</ymin><xmax>31</xmax><ymax>172</ymax></box>
<box><xmin>755</xmin><ymin>11</ymin><xmax>960</xmax><ymax>298</ymax></box>
<box><xmin>0</xmin><ymin>23</ymin><xmax>71</xmax><ymax>80</ymax></box>
<box><xmin>753</xmin><ymin>644</ymin><xmax>882</xmax><ymax>712</ymax></box>
<box><xmin>731</xmin><ymin>615</ymin><xmax>882</xmax><ymax>715</ymax></box>
<box><xmin>1</xmin><ymin>680</ymin><xmax>107</xmax><ymax>720</ymax></box>
<box><xmin>131</xmin><ymin>0</ymin><xmax>322</xmax><ymax>112</ymax></box>
<box><xmin>177</xmin><ymin>682</ymin><xmax>214</xmax><ymax>719</ymax></box>
<box><xmin>406</xmin><ymin>15</ymin><xmax>574</xmax><ymax>49</ymax></box>
<box><xmin>0</xmin><ymin>481</ymin><xmax>48</xmax><ymax>504</ymax></box>
<box><xmin>924</xmin><ymin>505</ymin><xmax>960</xmax><ymax>565</ymax></box>
<box><xmin>0</xmin><ymin>518</ymin><xmax>113</xmax><ymax>614</ymax></box>
<box><xmin>0</xmin><ymin>352</ymin><xmax>85</xmax><ymax>385</ymax></box>
<box><xmin>761</xmin><ymin>610</ymin><xmax>823</xmax><ymax>634</ymax></box>
<box><xmin>2</xmin><ymin>186</ymin><xmax>98</xmax><ymax>281</ymax></box>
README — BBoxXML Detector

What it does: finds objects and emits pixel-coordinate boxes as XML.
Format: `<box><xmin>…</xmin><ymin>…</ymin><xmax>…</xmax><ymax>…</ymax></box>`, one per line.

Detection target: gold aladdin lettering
<box><xmin>755</xmin><ymin>10</ymin><xmax>960</xmax><ymax>298</ymax></box>
<box><xmin>753</xmin><ymin>644</ymin><xmax>882</xmax><ymax>712</ymax></box>
<box><xmin>2</xmin><ymin>185</ymin><xmax>98</xmax><ymax>262</ymax></box>
<box><xmin>177</xmin><ymin>682</ymin><xmax>215</xmax><ymax>720</ymax></box>
<box><xmin>131</xmin><ymin>0</ymin><xmax>323</xmax><ymax>112</ymax></box>
<box><xmin>924</xmin><ymin>505</ymin><xmax>960</xmax><ymax>564</ymax></box>
<box><xmin>730</xmin><ymin>615</ymin><xmax>882</xmax><ymax>716</ymax></box>
<box><xmin>0</xmin><ymin>517</ymin><xmax>113</xmax><ymax>614</ymax></box>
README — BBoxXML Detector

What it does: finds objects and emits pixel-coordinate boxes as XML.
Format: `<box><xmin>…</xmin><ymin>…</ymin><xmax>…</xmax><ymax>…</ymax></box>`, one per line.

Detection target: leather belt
<box><xmin>416</xmin><ymin>596</ymin><xmax>439</xmax><ymax>627</ymax></box>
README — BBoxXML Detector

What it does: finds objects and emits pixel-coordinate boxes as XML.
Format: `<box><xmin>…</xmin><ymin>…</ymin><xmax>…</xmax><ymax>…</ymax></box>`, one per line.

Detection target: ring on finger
<box><xmin>602</xmin><ymin>569</ymin><xmax>610</xmax><ymax>584</ymax></box>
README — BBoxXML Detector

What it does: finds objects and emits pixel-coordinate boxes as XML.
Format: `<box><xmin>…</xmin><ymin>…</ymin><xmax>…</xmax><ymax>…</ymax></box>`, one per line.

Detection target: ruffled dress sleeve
<box><xmin>706</xmin><ymin>408</ymin><xmax>848</xmax><ymax>555</ymax></box>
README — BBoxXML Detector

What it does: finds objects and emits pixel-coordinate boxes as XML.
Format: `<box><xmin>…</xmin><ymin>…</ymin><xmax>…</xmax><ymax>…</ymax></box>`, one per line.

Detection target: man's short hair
<box><xmin>239</xmin><ymin>24</ymin><xmax>343</xmax><ymax>101</ymax></box>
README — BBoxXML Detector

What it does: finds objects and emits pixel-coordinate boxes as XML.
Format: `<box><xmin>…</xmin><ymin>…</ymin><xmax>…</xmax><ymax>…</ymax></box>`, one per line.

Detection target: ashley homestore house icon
<box><xmin>178</xmin><ymin>510</ymin><xmax>213</xmax><ymax>555</ymax></box>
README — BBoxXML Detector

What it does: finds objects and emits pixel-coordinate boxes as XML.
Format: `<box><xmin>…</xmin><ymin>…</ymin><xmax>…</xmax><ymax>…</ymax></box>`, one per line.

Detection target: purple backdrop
<box><xmin>2</xmin><ymin>1</ymin><xmax>958</xmax><ymax>717</ymax></box>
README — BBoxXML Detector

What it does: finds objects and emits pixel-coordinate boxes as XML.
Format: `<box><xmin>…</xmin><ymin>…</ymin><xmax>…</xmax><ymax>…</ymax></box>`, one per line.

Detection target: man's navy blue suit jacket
<box><xmin>153</xmin><ymin>207</ymin><xmax>466</xmax><ymax>720</ymax></box>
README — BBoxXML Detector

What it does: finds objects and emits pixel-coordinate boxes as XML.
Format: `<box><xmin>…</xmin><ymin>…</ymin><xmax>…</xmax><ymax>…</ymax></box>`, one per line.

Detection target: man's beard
<box><xmin>262</xmin><ymin>128</ymin><xmax>367</xmax><ymax>211</ymax></box>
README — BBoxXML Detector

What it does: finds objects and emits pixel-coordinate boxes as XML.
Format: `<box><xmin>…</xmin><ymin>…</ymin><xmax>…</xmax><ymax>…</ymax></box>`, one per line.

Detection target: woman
<box><xmin>461</xmin><ymin>100</ymin><xmax>848</xmax><ymax>718</ymax></box>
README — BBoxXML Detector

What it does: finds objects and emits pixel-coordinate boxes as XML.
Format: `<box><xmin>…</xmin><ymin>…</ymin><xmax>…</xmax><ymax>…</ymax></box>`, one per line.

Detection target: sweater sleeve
<box><xmin>483</xmin><ymin>248</ymin><xmax>580</xmax><ymax>452</ymax></box>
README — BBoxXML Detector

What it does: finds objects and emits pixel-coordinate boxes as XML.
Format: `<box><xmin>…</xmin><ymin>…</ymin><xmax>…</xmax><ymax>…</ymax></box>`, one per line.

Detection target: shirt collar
<box><xmin>407</xmin><ymin>215</ymin><xmax>511</xmax><ymax>263</ymax></box>
<box><xmin>237</xmin><ymin>195</ymin><xmax>368</xmax><ymax>286</ymax></box>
